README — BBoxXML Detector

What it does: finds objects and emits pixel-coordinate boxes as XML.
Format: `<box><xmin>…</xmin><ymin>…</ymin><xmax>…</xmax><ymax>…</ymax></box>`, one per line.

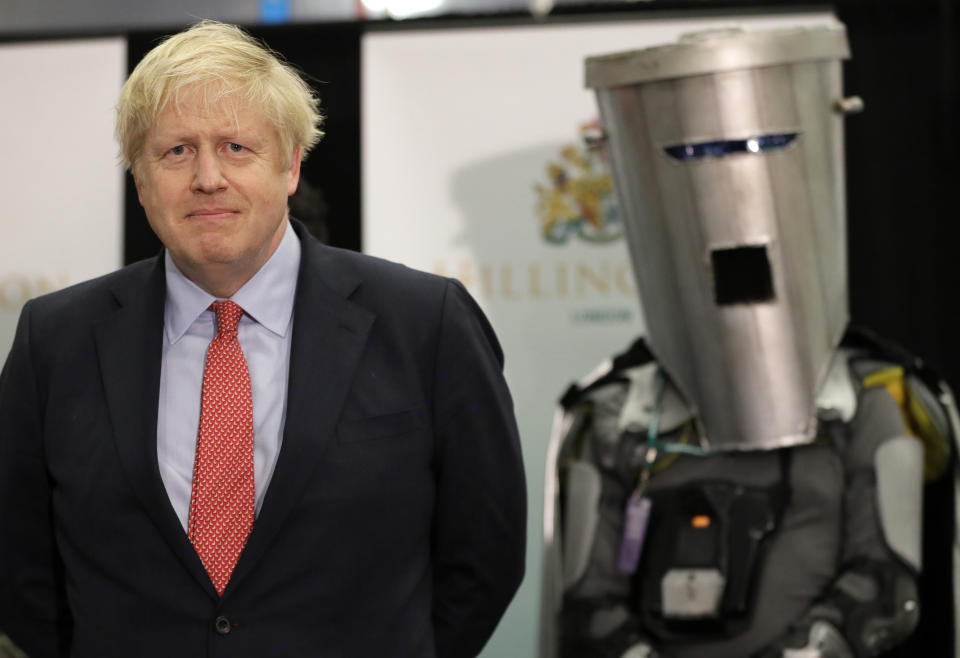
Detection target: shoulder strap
<box><xmin>560</xmin><ymin>337</ymin><xmax>655</xmax><ymax>409</ymax></box>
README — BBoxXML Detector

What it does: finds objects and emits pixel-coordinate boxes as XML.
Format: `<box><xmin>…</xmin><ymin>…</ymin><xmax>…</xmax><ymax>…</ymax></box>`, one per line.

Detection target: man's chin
<box><xmin>195</xmin><ymin>250</ymin><xmax>245</xmax><ymax>268</ymax></box>
<box><xmin>173</xmin><ymin>245</ymin><xmax>244</xmax><ymax>274</ymax></box>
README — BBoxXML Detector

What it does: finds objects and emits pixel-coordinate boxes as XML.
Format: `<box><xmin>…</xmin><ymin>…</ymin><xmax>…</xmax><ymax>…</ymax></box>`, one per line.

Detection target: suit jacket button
<box><xmin>214</xmin><ymin>616</ymin><xmax>232</xmax><ymax>635</ymax></box>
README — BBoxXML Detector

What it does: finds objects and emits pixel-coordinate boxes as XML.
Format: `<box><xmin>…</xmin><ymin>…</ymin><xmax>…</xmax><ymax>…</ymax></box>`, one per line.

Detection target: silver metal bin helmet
<box><xmin>586</xmin><ymin>24</ymin><xmax>856</xmax><ymax>451</ymax></box>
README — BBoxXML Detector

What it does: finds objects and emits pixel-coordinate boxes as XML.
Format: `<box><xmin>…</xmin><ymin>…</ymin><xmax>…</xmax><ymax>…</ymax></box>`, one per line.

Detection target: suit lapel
<box><xmin>226</xmin><ymin>229</ymin><xmax>374</xmax><ymax>595</ymax></box>
<box><xmin>95</xmin><ymin>257</ymin><xmax>218</xmax><ymax>598</ymax></box>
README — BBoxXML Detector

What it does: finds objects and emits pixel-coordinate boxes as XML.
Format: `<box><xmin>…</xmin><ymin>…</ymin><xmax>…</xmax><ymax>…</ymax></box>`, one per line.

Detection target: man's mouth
<box><xmin>188</xmin><ymin>209</ymin><xmax>239</xmax><ymax>220</ymax></box>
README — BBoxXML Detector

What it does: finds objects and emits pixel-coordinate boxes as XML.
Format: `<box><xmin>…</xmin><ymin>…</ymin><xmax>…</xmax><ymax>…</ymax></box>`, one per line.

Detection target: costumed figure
<box><xmin>540</xmin><ymin>23</ymin><xmax>960</xmax><ymax>658</ymax></box>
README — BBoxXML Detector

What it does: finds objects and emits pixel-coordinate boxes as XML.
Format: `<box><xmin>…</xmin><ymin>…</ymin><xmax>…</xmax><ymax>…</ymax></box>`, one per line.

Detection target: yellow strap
<box><xmin>863</xmin><ymin>366</ymin><xmax>908</xmax><ymax>410</ymax></box>
<box><xmin>863</xmin><ymin>366</ymin><xmax>950</xmax><ymax>481</ymax></box>
<box><xmin>907</xmin><ymin>386</ymin><xmax>951</xmax><ymax>481</ymax></box>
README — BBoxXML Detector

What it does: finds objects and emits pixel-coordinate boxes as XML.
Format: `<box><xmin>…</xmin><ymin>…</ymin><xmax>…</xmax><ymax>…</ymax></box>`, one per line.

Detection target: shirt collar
<box><xmin>164</xmin><ymin>221</ymin><xmax>301</xmax><ymax>344</ymax></box>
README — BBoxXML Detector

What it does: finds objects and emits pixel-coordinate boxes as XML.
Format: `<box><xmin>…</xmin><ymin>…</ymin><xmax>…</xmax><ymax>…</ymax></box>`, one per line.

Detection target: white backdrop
<box><xmin>362</xmin><ymin>10</ymin><xmax>835</xmax><ymax>658</ymax></box>
<box><xmin>0</xmin><ymin>38</ymin><xmax>126</xmax><ymax>364</ymax></box>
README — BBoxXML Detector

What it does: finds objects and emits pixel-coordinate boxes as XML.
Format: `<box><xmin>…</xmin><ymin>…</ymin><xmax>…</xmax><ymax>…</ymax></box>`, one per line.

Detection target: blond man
<box><xmin>0</xmin><ymin>21</ymin><xmax>525</xmax><ymax>658</ymax></box>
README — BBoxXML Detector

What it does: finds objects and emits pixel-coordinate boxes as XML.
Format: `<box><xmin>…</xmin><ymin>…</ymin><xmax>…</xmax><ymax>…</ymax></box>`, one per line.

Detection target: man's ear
<box><xmin>287</xmin><ymin>146</ymin><xmax>302</xmax><ymax>196</ymax></box>
<box><xmin>131</xmin><ymin>166</ymin><xmax>145</xmax><ymax>206</ymax></box>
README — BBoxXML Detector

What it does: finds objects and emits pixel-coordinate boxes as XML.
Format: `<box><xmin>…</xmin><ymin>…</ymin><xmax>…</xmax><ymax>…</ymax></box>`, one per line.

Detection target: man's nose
<box><xmin>191</xmin><ymin>148</ymin><xmax>227</xmax><ymax>193</ymax></box>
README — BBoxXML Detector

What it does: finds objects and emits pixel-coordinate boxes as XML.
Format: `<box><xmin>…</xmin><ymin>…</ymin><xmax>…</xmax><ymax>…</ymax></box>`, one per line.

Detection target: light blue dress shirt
<box><xmin>157</xmin><ymin>222</ymin><xmax>301</xmax><ymax>531</ymax></box>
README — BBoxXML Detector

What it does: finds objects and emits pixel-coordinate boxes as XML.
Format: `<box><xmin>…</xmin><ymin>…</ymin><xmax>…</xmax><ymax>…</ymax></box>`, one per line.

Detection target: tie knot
<box><xmin>211</xmin><ymin>300</ymin><xmax>244</xmax><ymax>336</ymax></box>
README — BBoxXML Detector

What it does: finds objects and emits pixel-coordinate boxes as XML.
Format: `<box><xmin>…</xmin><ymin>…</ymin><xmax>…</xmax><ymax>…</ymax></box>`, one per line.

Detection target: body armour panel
<box><xmin>542</xmin><ymin>335</ymin><xmax>948</xmax><ymax>658</ymax></box>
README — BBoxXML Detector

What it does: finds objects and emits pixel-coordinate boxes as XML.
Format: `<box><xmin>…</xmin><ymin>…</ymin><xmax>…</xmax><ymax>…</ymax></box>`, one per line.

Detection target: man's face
<box><xmin>134</xmin><ymin>91</ymin><xmax>301</xmax><ymax>296</ymax></box>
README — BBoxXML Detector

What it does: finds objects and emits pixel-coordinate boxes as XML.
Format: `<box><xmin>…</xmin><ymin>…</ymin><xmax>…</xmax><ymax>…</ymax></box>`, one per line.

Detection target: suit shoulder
<box><xmin>26</xmin><ymin>258</ymin><xmax>158</xmax><ymax>321</ymax></box>
<box><xmin>306</xmin><ymin>242</ymin><xmax>494</xmax><ymax>347</ymax></box>
<box><xmin>314</xmin><ymin>243</ymin><xmax>453</xmax><ymax>301</ymax></box>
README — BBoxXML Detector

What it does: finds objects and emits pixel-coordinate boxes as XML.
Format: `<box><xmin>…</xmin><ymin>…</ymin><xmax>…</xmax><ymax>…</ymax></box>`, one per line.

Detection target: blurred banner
<box><xmin>0</xmin><ymin>38</ymin><xmax>126</xmax><ymax>364</ymax></box>
<box><xmin>362</xmin><ymin>10</ymin><xmax>834</xmax><ymax>657</ymax></box>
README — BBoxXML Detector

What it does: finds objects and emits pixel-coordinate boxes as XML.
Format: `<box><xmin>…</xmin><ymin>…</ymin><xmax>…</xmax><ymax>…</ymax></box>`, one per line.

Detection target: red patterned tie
<box><xmin>188</xmin><ymin>300</ymin><xmax>255</xmax><ymax>596</ymax></box>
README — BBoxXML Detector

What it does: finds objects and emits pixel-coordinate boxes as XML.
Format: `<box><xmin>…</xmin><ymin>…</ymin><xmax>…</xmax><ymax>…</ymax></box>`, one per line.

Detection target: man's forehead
<box><xmin>151</xmin><ymin>91</ymin><xmax>272</xmax><ymax>137</ymax></box>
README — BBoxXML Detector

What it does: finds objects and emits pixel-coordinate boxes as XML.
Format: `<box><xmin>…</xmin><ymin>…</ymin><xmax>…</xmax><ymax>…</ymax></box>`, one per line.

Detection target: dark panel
<box><xmin>838</xmin><ymin>3</ymin><xmax>957</xmax><ymax>656</ymax></box>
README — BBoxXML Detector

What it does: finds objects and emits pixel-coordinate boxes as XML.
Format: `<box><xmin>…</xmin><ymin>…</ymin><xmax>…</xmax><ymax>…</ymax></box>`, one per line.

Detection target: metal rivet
<box><xmin>833</xmin><ymin>96</ymin><xmax>865</xmax><ymax>114</ymax></box>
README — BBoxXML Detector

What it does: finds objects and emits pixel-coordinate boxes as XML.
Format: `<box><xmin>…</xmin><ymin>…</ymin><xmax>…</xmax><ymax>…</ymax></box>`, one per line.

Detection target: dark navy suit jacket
<box><xmin>0</xmin><ymin>220</ymin><xmax>526</xmax><ymax>658</ymax></box>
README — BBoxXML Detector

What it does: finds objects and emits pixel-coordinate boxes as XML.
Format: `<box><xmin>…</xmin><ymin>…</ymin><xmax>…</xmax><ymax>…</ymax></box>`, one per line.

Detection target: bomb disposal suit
<box><xmin>540</xmin><ymin>24</ymin><xmax>959</xmax><ymax>658</ymax></box>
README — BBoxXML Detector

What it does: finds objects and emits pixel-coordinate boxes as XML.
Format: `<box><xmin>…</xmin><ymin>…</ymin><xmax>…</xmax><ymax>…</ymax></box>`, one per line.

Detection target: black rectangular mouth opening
<box><xmin>710</xmin><ymin>245</ymin><xmax>775</xmax><ymax>305</ymax></box>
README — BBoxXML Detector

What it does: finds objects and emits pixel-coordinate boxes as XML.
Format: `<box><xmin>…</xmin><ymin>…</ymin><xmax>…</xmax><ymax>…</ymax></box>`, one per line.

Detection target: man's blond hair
<box><xmin>116</xmin><ymin>20</ymin><xmax>323</xmax><ymax>171</ymax></box>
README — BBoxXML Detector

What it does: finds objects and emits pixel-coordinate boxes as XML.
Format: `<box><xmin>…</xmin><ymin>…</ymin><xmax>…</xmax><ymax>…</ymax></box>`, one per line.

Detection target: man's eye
<box><xmin>169</xmin><ymin>145</ymin><xmax>186</xmax><ymax>156</ymax></box>
<box><xmin>228</xmin><ymin>143</ymin><xmax>245</xmax><ymax>153</ymax></box>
